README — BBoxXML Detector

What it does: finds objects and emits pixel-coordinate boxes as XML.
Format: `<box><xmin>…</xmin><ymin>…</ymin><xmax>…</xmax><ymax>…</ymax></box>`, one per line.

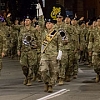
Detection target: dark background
<box><xmin>0</xmin><ymin>0</ymin><xmax>43</xmax><ymax>21</ymax></box>
<box><xmin>8</xmin><ymin>0</ymin><xmax>39</xmax><ymax>20</ymax></box>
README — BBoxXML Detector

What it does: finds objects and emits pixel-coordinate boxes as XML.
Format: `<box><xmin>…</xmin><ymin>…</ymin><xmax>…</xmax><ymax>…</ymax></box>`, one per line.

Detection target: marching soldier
<box><xmin>54</xmin><ymin>12</ymin><xmax>66</xmax><ymax>85</ymax></box>
<box><xmin>17</xmin><ymin>15</ymin><xmax>38</xmax><ymax>86</ymax></box>
<box><xmin>88</xmin><ymin>17</ymin><xmax>100</xmax><ymax>82</ymax></box>
<box><xmin>86</xmin><ymin>20</ymin><xmax>94</xmax><ymax>66</ymax></box>
<box><xmin>0</xmin><ymin>19</ymin><xmax>11</xmax><ymax>58</ymax></box>
<box><xmin>64</xmin><ymin>15</ymin><xmax>71</xmax><ymax>26</ymax></box>
<box><xmin>0</xmin><ymin>29</ymin><xmax>7</xmax><ymax>75</ymax></box>
<box><xmin>68</xmin><ymin>17</ymin><xmax>79</xmax><ymax>80</ymax></box>
<box><xmin>40</xmin><ymin>18</ymin><xmax>60</xmax><ymax>92</ymax></box>
<box><xmin>19</xmin><ymin>18</ymin><xmax>25</xmax><ymax>26</ymax></box>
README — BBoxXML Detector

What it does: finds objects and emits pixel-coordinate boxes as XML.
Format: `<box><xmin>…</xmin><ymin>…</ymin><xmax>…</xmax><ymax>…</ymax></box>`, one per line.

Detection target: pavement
<box><xmin>0</xmin><ymin>57</ymin><xmax>100</xmax><ymax>100</ymax></box>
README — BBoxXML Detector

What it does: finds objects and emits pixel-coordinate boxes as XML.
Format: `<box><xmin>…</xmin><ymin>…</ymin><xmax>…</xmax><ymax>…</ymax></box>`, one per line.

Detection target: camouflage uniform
<box><xmin>66</xmin><ymin>25</ymin><xmax>79</xmax><ymax>80</ymax></box>
<box><xmin>78</xmin><ymin>25</ymin><xmax>88</xmax><ymax>62</ymax></box>
<box><xmin>18</xmin><ymin>26</ymin><xmax>38</xmax><ymax>86</ymax></box>
<box><xmin>6</xmin><ymin>26</ymin><xmax>12</xmax><ymax>57</ymax></box>
<box><xmin>86</xmin><ymin>26</ymin><xmax>94</xmax><ymax>65</ymax></box>
<box><xmin>40</xmin><ymin>27</ymin><xmax>59</xmax><ymax>92</ymax></box>
<box><xmin>0</xmin><ymin>22</ymin><xmax>10</xmax><ymax>57</ymax></box>
<box><xmin>32</xmin><ymin>29</ymin><xmax>42</xmax><ymax>81</ymax></box>
<box><xmin>33</xmin><ymin>16</ymin><xmax>44</xmax><ymax>81</ymax></box>
<box><xmin>9</xmin><ymin>27</ymin><xmax>19</xmax><ymax>59</ymax></box>
<box><xmin>88</xmin><ymin>26</ymin><xmax>100</xmax><ymax>82</ymax></box>
<box><xmin>0</xmin><ymin>30</ymin><xmax>7</xmax><ymax>74</ymax></box>
<box><xmin>11</xmin><ymin>23</ymin><xmax>24</xmax><ymax>59</ymax></box>
<box><xmin>54</xmin><ymin>22</ymin><xmax>66</xmax><ymax>84</ymax></box>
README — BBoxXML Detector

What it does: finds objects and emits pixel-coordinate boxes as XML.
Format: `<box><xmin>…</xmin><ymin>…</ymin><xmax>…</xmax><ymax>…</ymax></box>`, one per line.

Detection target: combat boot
<box><xmin>23</xmin><ymin>78</ymin><xmax>28</xmax><ymax>85</ymax></box>
<box><xmin>31</xmin><ymin>76</ymin><xmax>36</xmax><ymax>82</ymax></box>
<box><xmin>58</xmin><ymin>78</ymin><xmax>64</xmax><ymax>85</ymax></box>
<box><xmin>36</xmin><ymin>74</ymin><xmax>42</xmax><ymax>82</ymax></box>
<box><xmin>65</xmin><ymin>76</ymin><xmax>71</xmax><ymax>82</ymax></box>
<box><xmin>73</xmin><ymin>75</ymin><xmax>77</xmax><ymax>79</ymax></box>
<box><xmin>48</xmin><ymin>85</ymin><xmax>53</xmax><ymax>93</ymax></box>
<box><xmin>44</xmin><ymin>83</ymin><xmax>48</xmax><ymax>92</ymax></box>
<box><xmin>26</xmin><ymin>79</ymin><xmax>32</xmax><ymax>86</ymax></box>
<box><xmin>37</xmin><ymin>78</ymin><xmax>42</xmax><ymax>82</ymax></box>
<box><xmin>95</xmin><ymin>74</ymin><xmax>100</xmax><ymax>83</ymax></box>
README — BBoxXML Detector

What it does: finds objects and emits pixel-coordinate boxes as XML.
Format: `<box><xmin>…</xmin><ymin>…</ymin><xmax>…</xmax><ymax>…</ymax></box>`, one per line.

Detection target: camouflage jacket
<box><xmin>88</xmin><ymin>27</ymin><xmax>100</xmax><ymax>52</ymax></box>
<box><xmin>41</xmin><ymin>28</ymin><xmax>61</xmax><ymax>59</ymax></box>
<box><xmin>0</xmin><ymin>30</ymin><xmax>7</xmax><ymax>54</ymax></box>
<box><xmin>17</xmin><ymin>26</ymin><xmax>38</xmax><ymax>52</ymax></box>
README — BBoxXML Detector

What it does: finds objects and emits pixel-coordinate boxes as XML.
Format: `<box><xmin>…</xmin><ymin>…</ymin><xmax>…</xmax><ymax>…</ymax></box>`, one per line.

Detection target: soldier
<box><xmin>6</xmin><ymin>13</ymin><xmax>12</xmax><ymax>26</ymax></box>
<box><xmin>33</xmin><ymin>16</ymin><xmax>44</xmax><ymax>82</ymax></box>
<box><xmin>0</xmin><ymin>29</ymin><xmax>7</xmax><ymax>75</ymax></box>
<box><xmin>14</xmin><ymin>18</ymin><xmax>19</xmax><ymax>25</ymax></box>
<box><xmin>19</xmin><ymin>18</ymin><xmax>25</xmax><ymax>26</ymax></box>
<box><xmin>88</xmin><ymin>17</ymin><xmax>100</xmax><ymax>82</ymax></box>
<box><xmin>64</xmin><ymin>15</ymin><xmax>71</xmax><ymax>26</ymax></box>
<box><xmin>78</xmin><ymin>20</ymin><xmax>88</xmax><ymax>63</ymax></box>
<box><xmin>54</xmin><ymin>12</ymin><xmax>66</xmax><ymax>85</ymax></box>
<box><xmin>68</xmin><ymin>17</ymin><xmax>79</xmax><ymax>80</ymax></box>
<box><xmin>17</xmin><ymin>15</ymin><xmax>38</xmax><ymax>86</ymax></box>
<box><xmin>8</xmin><ymin>18</ymin><xmax>20</xmax><ymax>59</ymax></box>
<box><xmin>1</xmin><ymin>20</ymin><xmax>10</xmax><ymax>57</ymax></box>
<box><xmin>40</xmin><ymin>18</ymin><xmax>60</xmax><ymax>92</ymax></box>
<box><xmin>86</xmin><ymin>20</ymin><xmax>94</xmax><ymax>66</ymax></box>
<box><xmin>32</xmin><ymin>17</ymin><xmax>38</xmax><ymax>28</ymax></box>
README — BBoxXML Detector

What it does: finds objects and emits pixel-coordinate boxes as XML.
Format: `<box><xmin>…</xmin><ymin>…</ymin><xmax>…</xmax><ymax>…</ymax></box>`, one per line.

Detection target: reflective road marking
<box><xmin>37</xmin><ymin>89</ymin><xmax>70</xmax><ymax>100</ymax></box>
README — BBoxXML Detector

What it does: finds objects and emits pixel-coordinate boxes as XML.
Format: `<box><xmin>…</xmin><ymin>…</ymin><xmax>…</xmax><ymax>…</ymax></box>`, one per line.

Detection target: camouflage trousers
<box><xmin>57</xmin><ymin>60</ymin><xmax>65</xmax><ymax>79</ymax></box>
<box><xmin>62</xmin><ymin>50</ymin><xmax>77</xmax><ymax>77</ymax></box>
<box><xmin>34</xmin><ymin>52</ymin><xmax>41</xmax><ymax>80</ymax></box>
<box><xmin>20</xmin><ymin>50</ymin><xmax>37</xmax><ymax>80</ymax></box>
<box><xmin>92</xmin><ymin>52</ymin><xmax>100</xmax><ymax>74</ymax></box>
<box><xmin>73</xmin><ymin>53</ymin><xmax>78</xmax><ymax>76</ymax></box>
<box><xmin>40</xmin><ymin>55</ymin><xmax>58</xmax><ymax>85</ymax></box>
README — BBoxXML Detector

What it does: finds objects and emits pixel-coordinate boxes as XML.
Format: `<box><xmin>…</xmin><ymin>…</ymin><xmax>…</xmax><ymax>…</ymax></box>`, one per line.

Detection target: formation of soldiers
<box><xmin>0</xmin><ymin>11</ymin><xmax>100</xmax><ymax>93</ymax></box>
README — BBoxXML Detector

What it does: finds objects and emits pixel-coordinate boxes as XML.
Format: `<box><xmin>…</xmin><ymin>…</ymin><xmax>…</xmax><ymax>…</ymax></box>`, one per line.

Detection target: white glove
<box><xmin>57</xmin><ymin>50</ymin><xmax>62</xmax><ymax>60</ymax></box>
<box><xmin>36</xmin><ymin>3</ymin><xmax>43</xmax><ymax>16</ymax></box>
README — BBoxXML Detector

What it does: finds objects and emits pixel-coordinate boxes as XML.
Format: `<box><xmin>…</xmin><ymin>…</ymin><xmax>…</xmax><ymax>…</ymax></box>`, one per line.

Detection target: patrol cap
<box><xmin>85</xmin><ymin>19</ymin><xmax>89</xmax><ymax>23</ymax></box>
<box><xmin>24</xmin><ymin>15</ymin><xmax>32</xmax><ymax>20</ymax></box>
<box><xmin>78</xmin><ymin>20</ymin><xmax>85</xmax><ymax>25</ymax></box>
<box><xmin>15</xmin><ymin>17</ymin><xmax>20</xmax><ymax>21</ymax></box>
<box><xmin>45</xmin><ymin>18</ymin><xmax>54</xmax><ymax>23</ymax></box>
<box><xmin>88</xmin><ymin>20</ymin><xmax>93</xmax><ymax>25</ymax></box>
<box><xmin>20</xmin><ymin>17</ymin><xmax>24</xmax><ymax>22</ymax></box>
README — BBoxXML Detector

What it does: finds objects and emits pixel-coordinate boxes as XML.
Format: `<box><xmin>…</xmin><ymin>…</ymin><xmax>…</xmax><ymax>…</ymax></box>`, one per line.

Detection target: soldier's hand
<box><xmin>7</xmin><ymin>13</ymin><xmax>11</xmax><ymax>17</ymax></box>
<box><xmin>17</xmin><ymin>50</ymin><xmax>20</xmax><ymax>56</ymax></box>
<box><xmin>79</xmin><ymin>17</ymin><xmax>84</xmax><ymax>21</ymax></box>
<box><xmin>2</xmin><ymin>52</ymin><xmax>5</xmax><ymax>58</ymax></box>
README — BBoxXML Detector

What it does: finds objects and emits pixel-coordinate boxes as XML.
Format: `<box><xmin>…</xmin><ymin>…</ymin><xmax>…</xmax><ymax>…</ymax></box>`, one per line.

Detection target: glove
<box><xmin>57</xmin><ymin>50</ymin><xmax>62</xmax><ymax>60</ymax></box>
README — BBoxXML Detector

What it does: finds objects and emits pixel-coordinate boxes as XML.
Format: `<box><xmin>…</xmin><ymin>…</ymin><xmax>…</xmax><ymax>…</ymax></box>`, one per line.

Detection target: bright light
<box><xmin>42</xmin><ymin>0</ymin><xmax>45</xmax><ymax>7</ymax></box>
